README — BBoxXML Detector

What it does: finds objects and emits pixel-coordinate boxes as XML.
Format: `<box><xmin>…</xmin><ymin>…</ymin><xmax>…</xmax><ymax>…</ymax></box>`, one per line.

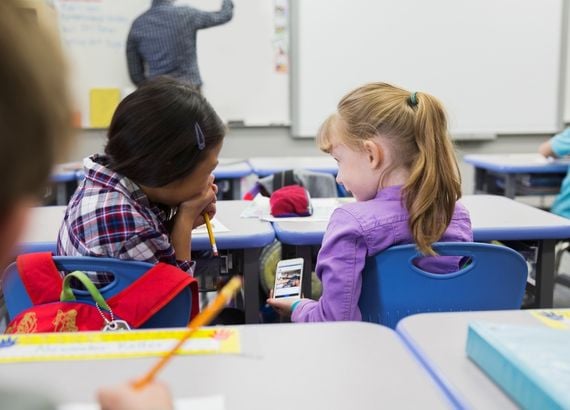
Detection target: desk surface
<box><xmin>462</xmin><ymin>194</ymin><xmax>570</xmax><ymax>240</ymax></box>
<box><xmin>214</xmin><ymin>158</ymin><xmax>253</xmax><ymax>179</ymax></box>
<box><xmin>0</xmin><ymin>322</ymin><xmax>450</xmax><ymax>409</ymax></box>
<box><xmin>19</xmin><ymin>201</ymin><xmax>275</xmax><ymax>252</ymax></box>
<box><xmin>464</xmin><ymin>153</ymin><xmax>570</xmax><ymax>174</ymax></box>
<box><xmin>50</xmin><ymin>162</ymin><xmax>83</xmax><ymax>183</ymax></box>
<box><xmin>273</xmin><ymin>194</ymin><xmax>570</xmax><ymax>245</ymax></box>
<box><xmin>249</xmin><ymin>156</ymin><xmax>338</xmax><ymax>177</ymax></box>
<box><xmin>396</xmin><ymin>309</ymin><xmax>565</xmax><ymax>409</ymax></box>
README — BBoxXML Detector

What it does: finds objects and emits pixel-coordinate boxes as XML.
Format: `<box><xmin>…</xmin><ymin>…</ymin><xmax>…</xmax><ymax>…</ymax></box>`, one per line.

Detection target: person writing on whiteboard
<box><xmin>126</xmin><ymin>0</ymin><xmax>234</xmax><ymax>91</ymax></box>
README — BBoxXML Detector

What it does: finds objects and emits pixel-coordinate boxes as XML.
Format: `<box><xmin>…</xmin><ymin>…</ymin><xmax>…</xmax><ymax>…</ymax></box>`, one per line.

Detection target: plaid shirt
<box><xmin>126</xmin><ymin>0</ymin><xmax>234</xmax><ymax>87</ymax></box>
<box><xmin>57</xmin><ymin>155</ymin><xmax>195</xmax><ymax>286</ymax></box>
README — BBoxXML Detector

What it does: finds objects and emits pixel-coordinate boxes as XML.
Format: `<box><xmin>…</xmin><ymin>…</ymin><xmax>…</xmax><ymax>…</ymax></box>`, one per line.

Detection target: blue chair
<box><xmin>2</xmin><ymin>256</ymin><xmax>193</xmax><ymax>328</ymax></box>
<box><xmin>358</xmin><ymin>242</ymin><xmax>527</xmax><ymax>329</ymax></box>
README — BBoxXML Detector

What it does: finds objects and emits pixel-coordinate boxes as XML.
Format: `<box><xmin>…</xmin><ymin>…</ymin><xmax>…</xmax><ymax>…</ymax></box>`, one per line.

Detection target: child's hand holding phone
<box><xmin>267</xmin><ymin>258</ymin><xmax>304</xmax><ymax>316</ymax></box>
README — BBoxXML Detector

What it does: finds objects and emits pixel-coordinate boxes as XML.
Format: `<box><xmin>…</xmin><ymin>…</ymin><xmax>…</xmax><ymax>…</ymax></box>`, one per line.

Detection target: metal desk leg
<box><xmin>243</xmin><ymin>248</ymin><xmax>261</xmax><ymax>323</ymax></box>
<box><xmin>536</xmin><ymin>239</ymin><xmax>555</xmax><ymax>308</ymax></box>
<box><xmin>230</xmin><ymin>178</ymin><xmax>241</xmax><ymax>200</ymax></box>
<box><xmin>296</xmin><ymin>245</ymin><xmax>313</xmax><ymax>299</ymax></box>
<box><xmin>504</xmin><ymin>174</ymin><xmax>516</xmax><ymax>199</ymax></box>
<box><xmin>56</xmin><ymin>183</ymin><xmax>67</xmax><ymax>205</ymax></box>
<box><xmin>474</xmin><ymin>167</ymin><xmax>486</xmax><ymax>194</ymax></box>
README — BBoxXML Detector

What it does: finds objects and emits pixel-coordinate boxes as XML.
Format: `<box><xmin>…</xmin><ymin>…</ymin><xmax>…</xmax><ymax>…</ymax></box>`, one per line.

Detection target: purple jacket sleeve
<box><xmin>291</xmin><ymin>208</ymin><xmax>381</xmax><ymax>322</ymax></box>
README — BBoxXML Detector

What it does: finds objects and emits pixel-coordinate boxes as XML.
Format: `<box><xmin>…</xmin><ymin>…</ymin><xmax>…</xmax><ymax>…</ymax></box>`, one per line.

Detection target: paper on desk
<box><xmin>546</xmin><ymin>156</ymin><xmax>570</xmax><ymax>165</ymax></box>
<box><xmin>240</xmin><ymin>194</ymin><xmax>349</xmax><ymax>222</ymax></box>
<box><xmin>59</xmin><ymin>395</ymin><xmax>225</xmax><ymax>410</ymax></box>
<box><xmin>240</xmin><ymin>194</ymin><xmax>270</xmax><ymax>219</ymax></box>
<box><xmin>192</xmin><ymin>218</ymin><xmax>230</xmax><ymax>234</ymax></box>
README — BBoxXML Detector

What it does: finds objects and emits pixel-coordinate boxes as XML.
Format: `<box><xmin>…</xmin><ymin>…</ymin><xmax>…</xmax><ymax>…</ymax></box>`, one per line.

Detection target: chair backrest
<box><xmin>2</xmin><ymin>256</ymin><xmax>192</xmax><ymax>328</ymax></box>
<box><xmin>358</xmin><ymin>242</ymin><xmax>527</xmax><ymax>329</ymax></box>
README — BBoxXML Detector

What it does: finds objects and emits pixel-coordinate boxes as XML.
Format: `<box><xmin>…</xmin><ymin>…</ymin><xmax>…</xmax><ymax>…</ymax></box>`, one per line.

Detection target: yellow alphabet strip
<box><xmin>0</xmin><ymin>328</ymin><xmax>240</xmax><ymax>363</ymax></box>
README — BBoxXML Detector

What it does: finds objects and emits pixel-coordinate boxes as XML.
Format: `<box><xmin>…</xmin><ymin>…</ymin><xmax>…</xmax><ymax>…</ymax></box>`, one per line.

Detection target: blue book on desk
<box><xmin>466</xmin><ymin>322</ymin><xmax>570</xmax><ymax>410</ymax></box>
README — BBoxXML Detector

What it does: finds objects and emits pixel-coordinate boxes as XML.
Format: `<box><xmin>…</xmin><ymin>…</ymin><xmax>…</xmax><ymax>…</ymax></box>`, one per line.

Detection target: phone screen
<box><xmin>274</xmin><ymin>259</ymin><xmax>303</xmax><ymax>299</ymax></box>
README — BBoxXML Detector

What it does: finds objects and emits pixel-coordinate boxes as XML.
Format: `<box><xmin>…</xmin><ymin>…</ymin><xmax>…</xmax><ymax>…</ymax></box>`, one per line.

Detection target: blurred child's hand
<box><xmin>98</xmin><ymin>381</ymin><xmax>173</xmax><ymax>410</ymax></box>
<box><xmin>538</xmin><ymin>141</ymin><xmax>555</xmax><ymax>158</ymax></box>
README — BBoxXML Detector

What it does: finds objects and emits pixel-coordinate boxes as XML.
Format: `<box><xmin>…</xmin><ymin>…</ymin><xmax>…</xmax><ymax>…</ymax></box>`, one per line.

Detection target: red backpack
<box><xmin>5</xmin><ymin>253</ymin><xmax>199</xmax><ymax>334</ymax></box>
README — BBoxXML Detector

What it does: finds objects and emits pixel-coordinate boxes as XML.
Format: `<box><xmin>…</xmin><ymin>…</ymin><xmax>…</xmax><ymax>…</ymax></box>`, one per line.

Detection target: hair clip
<box><xmin>408</xmin><ymin>92</ymin><xmax>418</xmax><ymax>108</ymax></box>
<box><xmin>195</xmin><ymin>122</ymin><xmax>206</xmax><ymax>150</ymax></box>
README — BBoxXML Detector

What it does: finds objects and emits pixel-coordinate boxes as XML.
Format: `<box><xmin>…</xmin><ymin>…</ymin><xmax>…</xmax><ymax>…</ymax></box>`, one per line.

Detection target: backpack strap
<box><xmin>16</xmin><ymin>252</ymin><xmax>63</xmax><ymax>305</ymax></box>
<box><xmin>106</xmin><ymin>263</ymin><xmax>198</xmax><ymax>328</ymax></box>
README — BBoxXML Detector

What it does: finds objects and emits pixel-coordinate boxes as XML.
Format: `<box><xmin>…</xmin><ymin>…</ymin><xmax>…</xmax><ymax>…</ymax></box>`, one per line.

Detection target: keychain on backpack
<box><xmin>96</xmin><ymin>303</ymin><xmax>131</xmax><ymax>331</ymax></box>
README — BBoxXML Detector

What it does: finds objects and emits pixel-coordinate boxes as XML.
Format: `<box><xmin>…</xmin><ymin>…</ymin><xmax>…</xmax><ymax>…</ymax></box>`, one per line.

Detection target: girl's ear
<box><xmin>362</xmin><ymin>140</ymin><xmax>383</xmax><ymax>169</ymax></box>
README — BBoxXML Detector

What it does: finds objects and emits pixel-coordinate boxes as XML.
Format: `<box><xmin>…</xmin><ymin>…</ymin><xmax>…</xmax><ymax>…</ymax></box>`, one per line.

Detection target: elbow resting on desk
<box><xmin>538</xmin><ymin>141</ymin><xmax>556</xmax><ymax>159</ymax></box>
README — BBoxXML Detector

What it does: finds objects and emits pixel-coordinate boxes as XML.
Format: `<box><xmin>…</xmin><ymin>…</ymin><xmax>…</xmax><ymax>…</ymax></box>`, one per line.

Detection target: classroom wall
<box><xmin>68</xmin><ymin>129</ymin><xmax>551</xmax><ymax>197</ymax></box>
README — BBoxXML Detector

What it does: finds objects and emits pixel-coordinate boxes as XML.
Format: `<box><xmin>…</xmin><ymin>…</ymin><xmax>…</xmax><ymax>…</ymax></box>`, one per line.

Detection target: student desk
<box><xmin>396</xmin><ymin>309</ymin><xmax>567</xmax><ymax>409</ymax></box>
<box><xmin>249</xmin><ymin>156</ymin><xmax>338</xmax><ymax>177</ymax></box>
<box><xmin>214</xmin><ymin>158</ymin><xmax>253</xmax><ymax>200</ymax></box>
<box><xmin>50</xmin><ymin>159</ymin><xmax>252</xmax><ymax>204</ymax></box>
<box><xmin>0</xmin><ymin>322</ymin><xmax>451</xmax><ymax>409</ymax></box>
<box><xmin>464</xmin><ymin>153</ymin><xmax>568</xmax><ymax>199</ymax></box>
<box><xmin>18</xmin><ymin>201</ymin><xmax>275</xmax><ymax>324</ymax></box>
<box><xmin>273</xmin><ymin>195</ymin><xmax>570</xmax><ymax>308</ymax></box>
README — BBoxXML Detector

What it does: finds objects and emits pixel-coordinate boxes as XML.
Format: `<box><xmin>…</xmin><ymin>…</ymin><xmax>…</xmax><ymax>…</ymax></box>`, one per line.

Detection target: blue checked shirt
<box><xmin>127</xmin><ymin>0</ymin><xmax>234</xmax><ymax>87</ymax></box>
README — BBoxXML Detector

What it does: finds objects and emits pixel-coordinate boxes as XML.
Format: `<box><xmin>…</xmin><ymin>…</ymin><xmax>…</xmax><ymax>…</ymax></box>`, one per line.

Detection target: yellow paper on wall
<box><xmin>89</xmin><ymin>88</ymin><xmax>120</xmax><ymax>128</ymax></box>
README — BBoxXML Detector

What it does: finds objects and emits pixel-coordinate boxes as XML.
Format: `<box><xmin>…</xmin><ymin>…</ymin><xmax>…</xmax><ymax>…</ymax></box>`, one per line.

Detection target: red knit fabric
<box><xmin>270</xmin><ymin>185</ymin><xmax>312</xmax><ymax>217</ymax></box>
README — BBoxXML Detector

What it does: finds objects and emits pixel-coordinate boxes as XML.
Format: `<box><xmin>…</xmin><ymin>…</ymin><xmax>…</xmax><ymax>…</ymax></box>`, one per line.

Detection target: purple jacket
<box><xmin>291</xmin><ymin>185</ymin><xmax>473</xmax><ymax>322</ymax></box>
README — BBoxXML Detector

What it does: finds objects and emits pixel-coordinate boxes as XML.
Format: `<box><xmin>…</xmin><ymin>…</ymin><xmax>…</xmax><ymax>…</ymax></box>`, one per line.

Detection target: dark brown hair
<box><xmin>105</xmin><ymin>77</ymin><xmax>226</xmax><ymax>187</ymax></box>
<box><xmin>318</xmin><ymin>83</ymin><xmax>461</xmax><ymax>255</ymax></box>
<box><xmin>0</xmin><ymin>0</ymin><xmax>72</xmax><ymax>211</ymax></box>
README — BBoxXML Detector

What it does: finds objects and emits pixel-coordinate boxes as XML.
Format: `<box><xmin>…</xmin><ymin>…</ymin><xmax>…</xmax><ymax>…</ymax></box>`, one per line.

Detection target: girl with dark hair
<box><xmin>57</xmin><ymin>77</ymin><xmax>226</xmax><ymax>286</ymax></box>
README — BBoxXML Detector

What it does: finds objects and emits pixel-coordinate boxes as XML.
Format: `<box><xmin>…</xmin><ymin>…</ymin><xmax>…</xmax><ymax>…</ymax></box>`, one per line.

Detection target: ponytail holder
<box><xmin>407</xmin><ymin>92</ymin><xmax>418</xmax><ymax>108</ymax></box>
<box><xmin>194</xmin><ymin>122</ymin><xmax>206</xmax><ymax>150</ymax></box>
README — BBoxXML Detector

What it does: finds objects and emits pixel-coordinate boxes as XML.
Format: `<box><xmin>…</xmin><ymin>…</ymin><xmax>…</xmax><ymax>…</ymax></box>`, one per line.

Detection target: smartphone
<box><xmin>273</xmin><ymin>258</ymin><xmax>304</xmax><ymax>300</ymax></box>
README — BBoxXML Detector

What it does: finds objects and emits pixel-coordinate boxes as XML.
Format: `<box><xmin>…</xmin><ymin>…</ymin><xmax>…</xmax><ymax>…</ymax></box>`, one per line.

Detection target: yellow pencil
<box><xmin>132</xmin><ymin>276</ymin><xmax>242</xmax><ymax>390</ymax></box>
<box><xmin>203</xmin><ymin>213</ymin><xmax>219</xmax><ymax>257</ymax></box>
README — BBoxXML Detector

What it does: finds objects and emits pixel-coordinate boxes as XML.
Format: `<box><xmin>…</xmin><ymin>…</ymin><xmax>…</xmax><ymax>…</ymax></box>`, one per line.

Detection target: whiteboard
<box><xmin>291</xmin><ymin>0</ymin><xmax>564</xmax><ymax>138</ymax></box>
<box><xmin>54</xmin><ymin>0</ymin><xmax>289</xmax><ymax>127</ymax></box>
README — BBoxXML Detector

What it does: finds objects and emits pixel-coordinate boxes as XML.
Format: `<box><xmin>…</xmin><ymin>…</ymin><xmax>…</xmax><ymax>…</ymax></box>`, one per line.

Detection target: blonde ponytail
<box><xmin>404</xmin><ymin>92</ymin><xmax>461</xmax><ymax>255</ymax></box>
<box><xmin>319</xmin><ymin>83</ymin><xmax>461</xmax><ymax>255</ymax></box>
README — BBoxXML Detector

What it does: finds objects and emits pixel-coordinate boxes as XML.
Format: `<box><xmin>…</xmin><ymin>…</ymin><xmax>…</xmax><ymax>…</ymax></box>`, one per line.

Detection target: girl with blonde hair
<box><xmin>269</xmin><ymin>83</ymin><xmax>473</xmax><ymax>322</ymax></box>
